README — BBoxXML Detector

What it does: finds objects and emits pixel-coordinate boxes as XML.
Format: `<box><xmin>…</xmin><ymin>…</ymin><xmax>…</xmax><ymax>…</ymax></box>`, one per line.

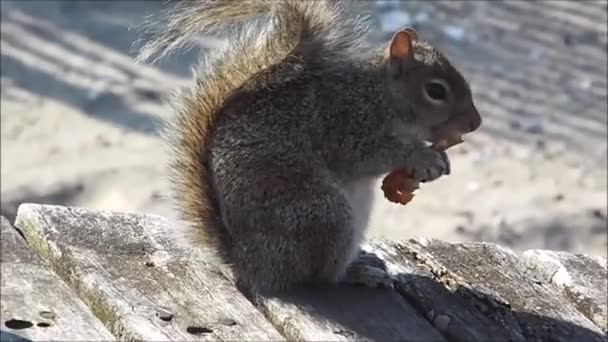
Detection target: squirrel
<box><xmin>135</xmin><ymin>0</ymin><xmax>482</xmax><ymax>294</ymax></box>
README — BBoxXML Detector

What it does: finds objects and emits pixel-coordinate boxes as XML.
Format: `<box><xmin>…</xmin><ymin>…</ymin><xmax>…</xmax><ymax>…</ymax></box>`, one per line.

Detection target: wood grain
<box><xmin>14</xmin><ymin>204</ymin><xmax>283</xmax><ymax>341</ymax></box>
<box><xmin>1</xmin><ymin>216</ymin><xmax>115</xmax><ymax>342</ymax></box>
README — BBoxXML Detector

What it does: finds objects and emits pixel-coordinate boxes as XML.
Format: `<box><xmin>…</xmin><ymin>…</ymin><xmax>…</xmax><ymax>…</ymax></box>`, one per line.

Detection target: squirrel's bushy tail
<box><xmin>134</xmin><ymin>0</ymin><xmax>372</xmax><ymax>261</ymax></box>
<box><xmin>135</xmin><ymin>0</ymin><xmax>372</xmax><ymax>64</ymax></box>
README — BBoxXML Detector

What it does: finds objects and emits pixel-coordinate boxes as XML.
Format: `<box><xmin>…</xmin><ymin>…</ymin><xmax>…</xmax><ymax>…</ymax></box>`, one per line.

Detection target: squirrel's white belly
<box><xmin>341</xmin><ymin>176</ymin><xmax>377</xmax><ymax>263</ymax></box>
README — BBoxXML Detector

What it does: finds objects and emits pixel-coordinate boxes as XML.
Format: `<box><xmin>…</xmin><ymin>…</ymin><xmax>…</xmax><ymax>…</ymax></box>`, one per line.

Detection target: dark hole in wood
<box><xmin>333</xmin><ymin>329</ymin><xmax>355</xmax><ymax>338</ymax></box>
<box><xmin>186</xmin><ymin>326</ymin><xmax>213</xmax><ymax>335</ymax></box>
<box><xmin>39</xmin><ymin>311</ymin><xmax>56</xmax><ymax>320</ymax></box>
<box><xmin>219</xmin><ymin>318</ymin><xmax>237</xmax><ymax>326</ymax></box>
<box><xmin>5</xmin><ymin>319</ymin><xmax>34</xmax><ymax>330</ymax></box>
<box><xmin>37</xmin><ymin>322</ymin><xmax>51</xmax><ymax>328</ymax></box>
<box><xmin>156</xmin><ymin>308</ymin><xmax>173</xmax><ymax>322</ymax></box>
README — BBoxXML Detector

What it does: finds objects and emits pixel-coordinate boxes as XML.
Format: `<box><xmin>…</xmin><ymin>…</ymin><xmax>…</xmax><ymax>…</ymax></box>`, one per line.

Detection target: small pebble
<box><xmin>553</xmin><ymin>193</ymin><xmax>565</xmax><ymax>202</ymax></box>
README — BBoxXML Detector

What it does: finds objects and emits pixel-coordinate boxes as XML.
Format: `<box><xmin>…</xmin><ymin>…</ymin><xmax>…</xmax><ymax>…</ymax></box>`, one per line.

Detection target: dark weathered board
<box><xmin>379</xmin><ymin>238</ymin><xmax>606</xmax><ymax>342</ymax></box>
<box><xmin>1</xmin><ymin>216</ymin><xmax>115</xmax><ymax>341</ymax></box>
<box><xmin>369</xmin><ymin>241</ymin><xmax>524</xmax><ymax>342</ymax></box>
<box><xmin>14</xmin><ymin>204</ymin><xmax>283</xmax><ymax>341</ymax></box>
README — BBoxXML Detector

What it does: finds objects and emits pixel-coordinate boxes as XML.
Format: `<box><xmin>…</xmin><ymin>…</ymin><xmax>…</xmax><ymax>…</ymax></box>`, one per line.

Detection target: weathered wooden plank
<box><xmin>14</xmin><ymin>204</ymin><xmax>284</xmax><ymax>342</ymax></box>
<box><xmin>368</xmin><ymin>241</ymin><xmax>525</xmax><ymax>342</ymax></box>
<box><xmin>379</xmin><ymin>238</ymin><xmax>606</xmax><ymax>342</ymax></box>
<box><xmin>1</xmin><ymin>216</ymin><xmax>115</xmax><ymax>342</ymax></box>
<box><xmin>255</xmin><ymin>285</ymin><xmax>445</xmax><ymax>342</ymax></box>
<box><xmin>15</xmin><ymin>204</ymin><xmax>445</xmax><ymax>342</ymax></box>
<box><xmin>522</xmin><ymin>249</ymin><xmax>608</xmax><ymax>333</ymax></box>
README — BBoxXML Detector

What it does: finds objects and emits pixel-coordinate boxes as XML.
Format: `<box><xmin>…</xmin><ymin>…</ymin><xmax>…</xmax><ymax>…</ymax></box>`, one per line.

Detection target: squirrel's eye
<box><xmin>423</xmin><ymin>79</ymin><xmax>450</xmax><ymax>103</ymax></box>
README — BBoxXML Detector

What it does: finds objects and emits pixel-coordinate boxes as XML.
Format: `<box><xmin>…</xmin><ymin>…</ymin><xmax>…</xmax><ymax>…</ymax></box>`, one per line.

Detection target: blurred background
<box><xmin>1</xmin><ymin>0</ymin><xmax>606</xmax><ymax>257</ymax></box>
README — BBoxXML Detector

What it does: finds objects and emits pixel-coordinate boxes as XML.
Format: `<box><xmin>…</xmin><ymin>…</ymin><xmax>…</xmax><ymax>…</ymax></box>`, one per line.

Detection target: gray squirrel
<box><xmin>135</xmin><ymin>0</ymin><xmax>482</xmax><ymax>294</ymax></box>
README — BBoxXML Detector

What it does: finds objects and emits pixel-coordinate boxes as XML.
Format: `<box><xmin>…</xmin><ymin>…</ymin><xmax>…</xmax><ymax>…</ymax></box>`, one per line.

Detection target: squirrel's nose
<box><xmin>463</xmin><ymin>105</ymin><xmax>482</xmax><ymax>133</ymax></box>
<box><xmin>463</xmin><ymin>102</ymin><xmax>482</xmax><ymax>133</ymax></box>
<box><xmin>468</xmin><ymin>114</ymin><xmax>482</xmax><ymax>132</ymax></box>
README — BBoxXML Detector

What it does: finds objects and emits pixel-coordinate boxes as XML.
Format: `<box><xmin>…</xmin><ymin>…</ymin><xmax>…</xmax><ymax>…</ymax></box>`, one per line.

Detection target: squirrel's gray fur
<box><xmin>135</xmin><ymin>0</ymin><xmax>482</xmax><ymax>294</ymax></box>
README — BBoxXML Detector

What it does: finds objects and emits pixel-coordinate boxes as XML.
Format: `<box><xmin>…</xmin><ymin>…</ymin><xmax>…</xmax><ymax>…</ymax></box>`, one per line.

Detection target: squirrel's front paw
<box><xmin>406</xmin><ymin>148</ymin><xmax>450</xmax><ymax>182</ymax></box>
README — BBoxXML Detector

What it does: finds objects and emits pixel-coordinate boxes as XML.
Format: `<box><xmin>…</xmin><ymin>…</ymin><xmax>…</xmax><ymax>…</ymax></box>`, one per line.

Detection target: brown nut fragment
<box><xmin>381</xmin><ymin>135</ymin><xmax>463</xmax><ymax>206</ymax></box>
<box><xmin>381</xmin><ymin>168</ymin><xmax>420</xmax><ymax>205</ymax></box>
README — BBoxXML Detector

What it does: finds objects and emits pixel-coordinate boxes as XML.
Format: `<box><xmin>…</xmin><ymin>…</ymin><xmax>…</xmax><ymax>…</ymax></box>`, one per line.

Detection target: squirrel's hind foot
<box><xmin>340</xmin><ymin>252</ymin><xmax>395</xmax><ymax>289</ymax></box>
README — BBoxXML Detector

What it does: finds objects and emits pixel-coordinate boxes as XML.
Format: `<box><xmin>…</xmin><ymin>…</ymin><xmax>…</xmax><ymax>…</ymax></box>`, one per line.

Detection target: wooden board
<box><xmin>380</xmin><ymin>238</ymin><xmax>606</xmax><ymax>342</ymax></box>
<box><xmin>14</xmin><ymin>204</ymin><xmax>446</xmax><ymax>342</ymax></box>
<box><xmin>523</xmin><ymin>249</ymin><xmax>608</xmax><ymax>333</ymax></box>
<box><xmin>14</xmin><ymin>204</ymin><xmax>284</xmax><ymax>341</ymax></box>
<box><xmin>369</xmin><ymin>241</ymin><xmax>525</xmax><ymax>342</ymax></box>
<box><xmin>1</xmin><ymin>216</ymin><xmax>115</xmax><ymax>342</ymax></box>
<box><xmin>11</xmin><ymin>202</ymin><xmax>607</xmax><ymax>342</ymax></box>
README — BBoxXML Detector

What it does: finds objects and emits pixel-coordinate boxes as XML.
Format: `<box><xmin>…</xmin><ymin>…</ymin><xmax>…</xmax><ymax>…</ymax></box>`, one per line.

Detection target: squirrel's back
<box><xmin>135</xmin><ymin>0</ymin><xmax>373</xmax><ymax>260</ymax></box>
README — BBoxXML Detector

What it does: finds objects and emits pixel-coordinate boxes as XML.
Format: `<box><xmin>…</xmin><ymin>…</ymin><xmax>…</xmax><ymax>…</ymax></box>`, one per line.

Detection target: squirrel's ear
<box><xmin>389</xmin><ymin>30</ymin><xmax>414</xmax><ymax>61</ymax></box>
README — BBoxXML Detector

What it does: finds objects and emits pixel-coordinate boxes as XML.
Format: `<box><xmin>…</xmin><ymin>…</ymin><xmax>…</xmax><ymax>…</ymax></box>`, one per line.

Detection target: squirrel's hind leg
<box><xmin>219</xmin><ymin>167</ymin><xmax>356</xmax><ymax>294</ymax></box>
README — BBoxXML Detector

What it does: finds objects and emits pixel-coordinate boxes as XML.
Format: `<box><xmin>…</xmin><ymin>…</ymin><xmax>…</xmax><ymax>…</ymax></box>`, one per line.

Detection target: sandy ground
<box><xmin>1</xmin><ymin>1</ymin><xmax>606</xmax><ymax>257</ymax></box>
